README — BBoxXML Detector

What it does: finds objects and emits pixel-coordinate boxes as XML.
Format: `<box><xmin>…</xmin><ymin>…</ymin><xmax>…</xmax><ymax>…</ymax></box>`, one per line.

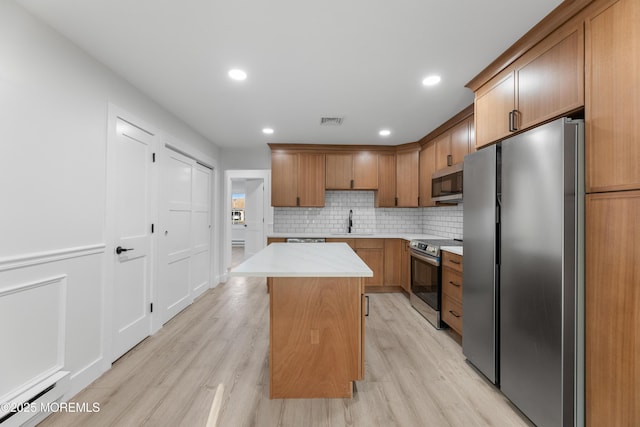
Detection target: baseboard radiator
<box><xmin>0</xmin><ymin>371</ymin><xmax>70</xmax><ymax>427</ymax></box>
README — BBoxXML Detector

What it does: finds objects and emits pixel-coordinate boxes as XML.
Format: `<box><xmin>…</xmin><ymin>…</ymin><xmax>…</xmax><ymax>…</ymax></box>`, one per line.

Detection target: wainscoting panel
<box><xmin>0</xmin><ymin>275</ymin><xmax>67</xmax><ymax>402</ymax></box>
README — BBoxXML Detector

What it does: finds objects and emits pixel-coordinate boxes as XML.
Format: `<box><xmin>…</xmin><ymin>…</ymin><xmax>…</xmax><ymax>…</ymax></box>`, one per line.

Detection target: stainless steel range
<box><xmin>409</xmin><ymin>238</ymin><xmax>462</xmax><ymax>329</ymax></box>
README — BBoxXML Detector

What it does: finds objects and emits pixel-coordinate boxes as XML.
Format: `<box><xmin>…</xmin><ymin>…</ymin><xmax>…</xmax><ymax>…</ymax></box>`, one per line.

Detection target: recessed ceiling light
<box><xmin>262</xmin><ymin>128</ymin><xmax>274</xmax><ymax>135</ymax></box>
<box><xmin>422</xmin><ymin>75</ymin><xmax>441</xmax><ymax>86</ymax></box>
<box><xmin>228</xmin><ymin>69</ymin><xmax>247</xmax><ymax>81</ymax></box>
<box><xmin>379</xmin><ymin>129</ymin><xmax>391</xmax><ymax>137</ymax></box>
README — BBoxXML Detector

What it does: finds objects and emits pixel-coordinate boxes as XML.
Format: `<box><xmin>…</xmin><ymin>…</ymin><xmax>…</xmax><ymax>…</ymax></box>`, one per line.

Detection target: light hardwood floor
<box><xmin>40</xmin><ymin>251</ymin><xmax>531</xmax><ymax>427</ymax></box>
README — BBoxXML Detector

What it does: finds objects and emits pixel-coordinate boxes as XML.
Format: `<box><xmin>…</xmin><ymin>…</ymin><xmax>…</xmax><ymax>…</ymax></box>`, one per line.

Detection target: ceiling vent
<box><xmin>320</xmin><ymin>117</ymin><xmax>344</xmax><ymax>126</ymax></box>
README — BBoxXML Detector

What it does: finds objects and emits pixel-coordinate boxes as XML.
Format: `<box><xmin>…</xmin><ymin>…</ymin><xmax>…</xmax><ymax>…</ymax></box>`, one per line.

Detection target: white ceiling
<box><xmin>18</xmin><ymin>0</ymin><xmax>563</xmax><ymax>148</ymax></box>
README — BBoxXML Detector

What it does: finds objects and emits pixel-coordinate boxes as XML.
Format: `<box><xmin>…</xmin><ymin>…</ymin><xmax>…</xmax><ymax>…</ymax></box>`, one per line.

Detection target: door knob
<box><xmin>116</xmin><ymin>246</ymin><xmax>134</xmax><ymax>255</ymax></box>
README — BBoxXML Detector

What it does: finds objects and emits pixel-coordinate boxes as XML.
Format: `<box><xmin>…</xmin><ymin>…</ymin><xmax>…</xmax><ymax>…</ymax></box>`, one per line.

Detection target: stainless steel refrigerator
<box><xmin>463</xmin><ymin>117</ymin><xmax>584</xmax><ymax>426</ymax></box>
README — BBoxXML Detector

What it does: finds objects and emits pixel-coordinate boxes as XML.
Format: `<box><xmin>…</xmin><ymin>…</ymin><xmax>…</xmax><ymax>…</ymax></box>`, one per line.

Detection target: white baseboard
<box><xmin>66</xmin><ymin>357</ymin><xmax>106</xmax><ymax>401</ymax></box>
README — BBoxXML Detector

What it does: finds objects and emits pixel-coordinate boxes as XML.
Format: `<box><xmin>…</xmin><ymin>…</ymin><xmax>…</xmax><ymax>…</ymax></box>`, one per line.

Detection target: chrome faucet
<box><xmin>348</xmin><ymin>209</ymin><xmax>353</xmax><ymax>233</ymax></box>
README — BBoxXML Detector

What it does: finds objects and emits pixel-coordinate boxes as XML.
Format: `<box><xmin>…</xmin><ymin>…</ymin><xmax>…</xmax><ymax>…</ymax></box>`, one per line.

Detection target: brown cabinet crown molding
<box><xmin>268</xmin><ymin>143</ymin><xmax>396</xmax><ymax>153</ymax></box>
<box><xmin>268</xmin><ymin>142</ymin><xmax>421</xmax><ymax>154</ymax></box>
<box><xmin>466</xmin><ymin>0</ymin><xmax>594</xmax><ymax>92</ymax></box>
<box><xmin>417</xmin><ymin>104</ymin><xmax>474</xmax><ymax>147</ymax></box>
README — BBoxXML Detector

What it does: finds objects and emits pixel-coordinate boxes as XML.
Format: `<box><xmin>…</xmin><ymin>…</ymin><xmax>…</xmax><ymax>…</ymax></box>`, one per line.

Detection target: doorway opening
<box><xmin>224</xmin><ymin>170</ymin><xmax>272</xmax><ymax>274</ymax></box>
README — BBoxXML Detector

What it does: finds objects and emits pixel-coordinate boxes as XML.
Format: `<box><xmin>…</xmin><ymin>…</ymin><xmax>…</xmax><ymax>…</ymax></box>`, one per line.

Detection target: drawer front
<box><xmin>442</xmin><ymin>251</ymin><xmax>463</xmax><ymax>273</ymax></box>
<box><xmin>442</xmin><ymin>268</ymin><xmax>463</xmax><ymax>302</ymax></box>
<box><xmin>442</xmin><ymin>295</ymin><xmax>463</xmax><ymax>335</ymax></box>
<box><xmin>355</xmin><ymin>238</ymin><xmax>385</xmax><ymax>249</ymax></box>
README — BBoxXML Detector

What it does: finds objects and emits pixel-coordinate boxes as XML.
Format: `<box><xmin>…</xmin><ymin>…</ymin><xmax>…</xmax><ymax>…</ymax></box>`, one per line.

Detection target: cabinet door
<box><xmin>419</xmin><ymin>142</ymin><xmax>437</xmax><ymax>207</ymax></box>
<box><xmin>353</xmin><ymin>152</ymin><xmax>378</xmax><ymax>189</ymax></box>
<box><xmin>271</xmin><ymin>152</ymin><xmax>298</xmax><ymax>206</ymax></box>
<box><xmin>435</xmin><ymin>132</ymin><xmax>452</xmax><ymax>171</ymax></box>
<box><xmin>383</xmin><ymin>239</ymin><xmax>403</xmax><ymax>286</ymax></box>
<box><xmin>298</xmin><ymin>153</ymin><xmax>325</xmax><ymax>207</ymax></box>
<box><xmin>356</xmin><ymin>248</ymin><xmax>384</xmax><ymax>287</ymax></box>
<box><xmin>586</xmin><ymin>0</ymin><xmax>640</xmax><ymax>192</ymax></box>
<box><xmin>376</xmin><ymin>153</ymin><xmax>396</xmax><ymax>207</ymax></box>
<box><xmin>586</xmin><ymin>191</ymin><xmax>640</xmax><ymax>426</ymax></box>
<box><xmin>475</xmin><ymin>70</ymin><xmax>515</xmax><ymax>148</ymax></box>
<box><xmin>442</xmin><ymin>294</ymin><xmax>463</xmax><ymax>335</ymax></box>
<box><xmin>400</xmin><ymin>240</ymin><xmax>411</xmax><ymax>292</ymax></box>
<box><xmin>468</xmin><ymin>117</ymin><xmax>476</xmax><ymax>155</ymax></box>
<box><xmin>517</xmin><ymin>22</ymin><xmax>584</xmax><ymax>131</ymax></box>
<box><xmin>450</xmin><ymin>119</ymin><xmax>470</xmax><ymax>165</ymax></box>
<box><xmin>396</xmin><ymin>150</ymin><xmax>419</xmax><ymax>207</ymax></box>
<box><xmin>325</xmin><ymin>154</ymin><xmax>353</xmax><ymax>190</ymax></box>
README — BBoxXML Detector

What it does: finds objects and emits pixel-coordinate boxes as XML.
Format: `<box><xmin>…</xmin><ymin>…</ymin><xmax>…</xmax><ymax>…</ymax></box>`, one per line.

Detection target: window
<box><xmin>231</xmin><ymin>193</ymin><xmax>245</xmax><ymax>224</ymax></box>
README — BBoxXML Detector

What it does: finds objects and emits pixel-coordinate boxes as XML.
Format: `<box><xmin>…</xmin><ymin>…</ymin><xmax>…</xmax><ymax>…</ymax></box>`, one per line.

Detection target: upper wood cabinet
<box><xmin>417</xmin><ymin>107</ymin><xmax>473</xmax><ymax>206</ymax></box>
<box><xmin>396</xmin><ymin>148</ymin><xmax>419</xmax><ymax>207</ymax></box>
<box><xmin>375</xmin><ymin>148</ymin><xmax>419</xmax><ymax>208</ymax></box>
<box><xmin>271</xmin><ymin>152</ymin><xmax>298</xmax><ymax>207</ymax></box>
<box><xmin>326</xmin><ymin>152</ymin><xmax>378</xmax><ymax>190</ymax></box>
<box><xmin>468</xmin><ymin>119</ymin><xmax>476</xmax><ymax>155</ymax></box>
<box><xmin>419</xmin><ymin>142</ymin><xmax>436</xmax><ymax>207</ymax></box>
<box><xmin>271</xmin><ymin>151</ymin><xmax>325</xmax><ymax>207</ymax></box>
<box><xmin>475</xmin><ymin>20</ymin><xmax>584</xmax><ymax>148</ymax></box>
<box><xmin>451</xmin><ymin>119</ymin><xmax>472</xmax><ymax>165</ymax></box>
<box><xmin>585</xmin><ymin>0</ymin><xmax>640</xmax><ymax>193</ymax></box>
<box><xmin>435</xmin><ymin>117</ymin><xmax>474</xmax><ymax>169</ymax></box>
<box><xmin>434</xmin><ymin>133</ymin><xmax>452</xmax><ymax>171</ymax></box>
<box><xmin>375</xmin><ymin>153</ymin><xmax>397</xmax><ymax>207</ymax></box>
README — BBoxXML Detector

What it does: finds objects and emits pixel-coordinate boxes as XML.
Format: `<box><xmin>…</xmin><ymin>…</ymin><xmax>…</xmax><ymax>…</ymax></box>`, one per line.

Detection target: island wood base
<box><xmin>269</xmin><ymin>276</ymin><xmax>365</xmax><ymax>398</ymax></box>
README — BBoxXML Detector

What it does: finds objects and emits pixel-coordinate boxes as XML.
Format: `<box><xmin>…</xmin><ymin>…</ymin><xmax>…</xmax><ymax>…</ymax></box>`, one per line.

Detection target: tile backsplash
<box><xmin>274</xmin><ymin>191</ymin><xmax>463</xmax><ymax>239</ymax></box>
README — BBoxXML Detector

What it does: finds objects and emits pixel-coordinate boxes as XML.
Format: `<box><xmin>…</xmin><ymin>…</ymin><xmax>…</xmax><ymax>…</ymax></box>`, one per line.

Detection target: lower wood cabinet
<box><xmin>270</xmin><ymin>276</ymin><xmax>364</xmax><ymax>398</ymax></box>
<box><xmin>265</xmin><ymin>238</ymin><xmax>286</xmax><ymax>292</ymax></box>
<box><xmin>268</xmin><ymin>238</ymin><xmax>414</xmax><ymax>292</ymax></box>
<box><xmin>586</xmin><ymin>191</ymin><xmax>640</xmax><ymax>426</ymax></box>
<box><xmin>384</xmin><ymin>239</ymin><xmax>402</xmax><ymax>287</ymax></box>
<box><xmin>354</xmin><ymin>239</ymin><xmax>384</xmax><ymax>287</ymax></box>
<box><xmin>401</xmin><ymin>240</ymin><xmax>411</xmax><ymax>292</ymax></box>
<box><xmin>441</xmin><ymin>251</ymin><xmax>463</xmax><ymax>336</ymax></box>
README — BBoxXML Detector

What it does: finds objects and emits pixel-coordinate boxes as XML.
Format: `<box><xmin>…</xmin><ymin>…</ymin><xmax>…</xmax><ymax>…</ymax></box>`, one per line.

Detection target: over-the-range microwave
<box><xmin>431</xmin><ymin>163</ymin><xmax>463</xmax><ymax>203</ymax></box>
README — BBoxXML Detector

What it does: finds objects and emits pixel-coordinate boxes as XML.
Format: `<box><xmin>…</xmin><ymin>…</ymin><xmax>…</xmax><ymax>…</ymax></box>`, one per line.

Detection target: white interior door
<box><xmin>191</xmin><ymin>163</ymin><xmax>212</xmax><ymax>299</ymax></box>
<box><xmin>160</xmin><ymin>149</ymin><xmax>193</xmax><ymax>322</ymax></box>
<box><xmin>112</xmin><ymin>118</ymin><xmax>154</xmax><ymax>361</ymax></box>
<box><xmin>244</xmin><ymin>179</ymin><xmax>264</xmax><ymax>258</ymax></box>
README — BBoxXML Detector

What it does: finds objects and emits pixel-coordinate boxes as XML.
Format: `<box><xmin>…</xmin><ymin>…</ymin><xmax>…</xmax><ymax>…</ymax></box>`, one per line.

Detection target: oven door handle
<box><xmin>410</xmin><ymin>250</ymin><xmax>440</xmax><ymax>267</ymax></box>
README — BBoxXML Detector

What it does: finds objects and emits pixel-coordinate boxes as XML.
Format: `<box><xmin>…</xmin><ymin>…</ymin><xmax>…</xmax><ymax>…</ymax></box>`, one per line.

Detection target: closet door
<box><xmin>160</xmin><ymin>149</ymin><xmax>193</xmax><ymax>322</ymax></box>
<box><xmin>191</xmin><ymin>163</ymin><xmax>212</xmax><ymax>299</ymax></box>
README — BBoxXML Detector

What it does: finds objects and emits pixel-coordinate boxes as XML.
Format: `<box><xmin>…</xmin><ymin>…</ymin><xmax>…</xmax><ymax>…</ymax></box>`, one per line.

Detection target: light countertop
<box><xmin>267</xmin><ymin>232</ymin><xmax>448</xmax><ymax>241</ymax></box>
<box><xmin>230</xmin><ymin>242</ymin><xmax>374</xmax><ymax>278</ymax></box>
<box><xmin>441</xmin><ymin>246</ymin><xmax>463</xmax><ymax>256</ymax></box>
<box><xmin>268</xmin><ymin>232</ymin><xmax>464</xmax><ymax>256</ymax></box>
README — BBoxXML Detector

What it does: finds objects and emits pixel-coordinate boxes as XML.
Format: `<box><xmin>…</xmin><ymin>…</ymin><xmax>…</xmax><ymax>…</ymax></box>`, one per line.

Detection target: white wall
<box><xmin>0</xmin><ymin>0</ymin><xmax>221</xmax><ymax>406</ymax></box>
<box><xmin>221</xmin><ymin>146</ymin><xmax>271</xmax><ymax>170</ymax></box>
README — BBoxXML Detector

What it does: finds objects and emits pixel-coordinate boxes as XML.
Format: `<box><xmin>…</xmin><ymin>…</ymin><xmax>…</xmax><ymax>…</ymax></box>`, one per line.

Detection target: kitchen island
<box><xmin>230</xmin><ymin>243</ymin><xmax>373</xmax><ymax>399</ymax></box>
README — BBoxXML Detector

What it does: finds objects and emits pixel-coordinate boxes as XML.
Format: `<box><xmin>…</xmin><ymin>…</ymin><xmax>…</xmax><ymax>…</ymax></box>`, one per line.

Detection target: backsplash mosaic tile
<box><xmin>273</xmin><ymin>191</ymin><xmax>463</xmax><ymax>239</ymax></box>
<box><xmin>422</xmin><ymin>203</ymin><xmax>463</xmax><ymax>240</ymax></box>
